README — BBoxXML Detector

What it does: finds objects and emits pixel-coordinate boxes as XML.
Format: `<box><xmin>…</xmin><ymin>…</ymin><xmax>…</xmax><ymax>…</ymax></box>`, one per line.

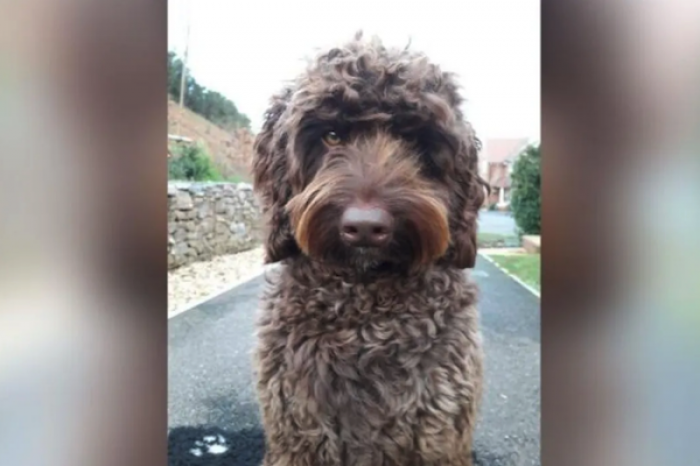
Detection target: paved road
<box><xmin>168</xmin><ymin>256</ymin><xmax>540</xmax><ymax>466</ymax></box>
<box><xmin>477</xmin><ymin>211</ymin><xmax>517</xmax><ymax>236</ymax></box>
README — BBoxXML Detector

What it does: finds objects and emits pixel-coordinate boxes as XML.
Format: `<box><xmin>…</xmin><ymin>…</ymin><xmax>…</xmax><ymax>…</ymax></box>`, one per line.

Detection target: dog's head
<box><xmin>253</xmin><ymin>35</ymin><xmax>487</xmax><ymax>273</ymax></box>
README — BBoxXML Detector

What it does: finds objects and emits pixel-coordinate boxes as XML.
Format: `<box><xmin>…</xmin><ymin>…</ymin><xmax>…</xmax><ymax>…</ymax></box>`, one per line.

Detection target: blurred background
<box><xmin>0</xmin><ymin>0</ymin><xmax>699</xmax><ymax>465</ymax></box>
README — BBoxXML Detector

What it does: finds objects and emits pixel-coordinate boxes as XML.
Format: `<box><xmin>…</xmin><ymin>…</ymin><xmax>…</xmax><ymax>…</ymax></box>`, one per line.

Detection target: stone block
<box><xmin>174</xmin><ymin>191</ymin><xmax>194</xmax><ymax>210</ymax></box>
<box><xmin>522</xmin><ymin>235</ymin><xmax>541</xmax><ymax>254</ymax></box>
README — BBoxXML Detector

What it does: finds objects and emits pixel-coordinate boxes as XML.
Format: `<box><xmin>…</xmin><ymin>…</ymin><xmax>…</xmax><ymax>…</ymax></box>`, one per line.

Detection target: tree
<box><xmin>510</xmin><ymin>143</ymin><xmax>541</xmax><ymax>235</ymax></box>
<box><xmin>168</xmin><ymin>51</ymin><xmax>251</xmax><ymax>131</ymax></box>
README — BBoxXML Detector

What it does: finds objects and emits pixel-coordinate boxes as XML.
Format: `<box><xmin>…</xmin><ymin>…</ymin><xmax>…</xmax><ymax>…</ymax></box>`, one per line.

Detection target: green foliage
<box><xmin>168</xmin><ymin>144</ymin><xmax>223</xmax><ymax>181</ymax></box>
<box><xmin>510</xmin><ymin>143</ymin><xmax>541</xmax><ymax>235</ymax></box>
<box><xmin>168</xmin><ymin>51</ymin><xmax>251</xmax><ymax>130</ymax></box>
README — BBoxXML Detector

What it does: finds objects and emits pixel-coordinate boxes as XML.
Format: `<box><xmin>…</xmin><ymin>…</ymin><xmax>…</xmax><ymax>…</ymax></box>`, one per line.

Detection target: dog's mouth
<box><xmin>288</xmin><ymin>195</ymin><xmax>451</xmax><ymax>272</ymax></box>
<box><xmin>299</xmin><ymin>218</ymin><xmax>436</xmax><ymax>276</ymax></box>
<box><xmin>344</xmin><ymin>245</ymin><xmax>391</xmax><ymax>272</ymax></box>
<box><xmin>350</xmin><ymin>246</ymin><xmax>379</xmax><ymax>259</ymax></box>
<box><xmin>312</xmin><ymin>226</ymin><xmax>398</xmax><ymax>271</ymax></box>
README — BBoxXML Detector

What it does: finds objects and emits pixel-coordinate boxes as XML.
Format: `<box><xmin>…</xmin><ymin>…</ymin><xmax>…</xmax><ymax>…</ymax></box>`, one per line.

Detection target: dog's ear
<box><xmin>445</xmin><ymin>130</ymin><xmax>487</xmax><ymax>269</ymax></box>
<box><xmin>449</xmin><ymin>209</ymin><xmax>480</xmax><ymax>269</ymax></box>
<box><xmin>253</xmin><ymin>89</ymin><xmax>300</xmax><ymax>263</ymax></box>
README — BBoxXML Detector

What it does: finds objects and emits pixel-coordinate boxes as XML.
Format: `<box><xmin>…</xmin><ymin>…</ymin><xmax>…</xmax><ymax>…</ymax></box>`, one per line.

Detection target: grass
<box><xmin>488</xmin><ymin>253</ymin><xmax>541</xmax><ymax>292</ymax></box>
<box><xmin>477</xmin><ymin>232</ymin><xmax>519</xmax><ymax>248</ymax></box>
<box><xmin>223</xmin><ymin>173</ymin><xmax>247</xmax><ymax>183</ymax></box>
<box><xmin>477</xmin><ymin>232</ymin><xmax>511</xmax><ymax>242</ymax></box>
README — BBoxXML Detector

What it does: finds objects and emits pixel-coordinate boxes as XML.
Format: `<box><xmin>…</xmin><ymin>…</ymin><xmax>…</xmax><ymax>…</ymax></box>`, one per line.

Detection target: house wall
<box><xmin>482</xmin><ymin>163</ymin><xmax>514</xmax><ymax>207</ymax></box>
<box><xmin>487</xmin><ymin>189</ymin><xmax>500</xmax><ymax>206</ymax></box>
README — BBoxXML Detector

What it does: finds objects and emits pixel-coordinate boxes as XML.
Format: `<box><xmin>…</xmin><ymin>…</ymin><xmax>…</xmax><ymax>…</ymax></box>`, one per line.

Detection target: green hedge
<box><xmin>510</xmin><ymin>143</ymin><xmax>541</xmax><ymax>235</ymax></box>
<box><xmin>168</xmin><ymin>144</ymin><xmax>223</xmax><ymax>182</ymax></box>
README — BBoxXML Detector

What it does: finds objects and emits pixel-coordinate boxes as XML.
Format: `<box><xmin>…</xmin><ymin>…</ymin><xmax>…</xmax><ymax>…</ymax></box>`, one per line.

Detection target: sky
<box><xmin>168</xmin><ymin>0</ymin><xmax>540</xmax><ymax>139</ymax></box>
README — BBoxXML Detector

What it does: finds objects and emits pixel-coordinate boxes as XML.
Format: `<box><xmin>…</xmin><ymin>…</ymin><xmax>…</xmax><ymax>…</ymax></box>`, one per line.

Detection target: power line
<box><xmin>179</xmin><ymin>0</ymin><xmax>192</xmax><ymax>108</ymax></box>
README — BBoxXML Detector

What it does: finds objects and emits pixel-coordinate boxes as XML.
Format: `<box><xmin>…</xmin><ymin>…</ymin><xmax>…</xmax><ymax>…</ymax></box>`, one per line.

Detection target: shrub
<box><xmin>168</xmin><ymin>144</ymin><xmax>223</xmax><ymax>181</ymax></box>
<box><xmin>510</xmin><ymin>143</ymin><xmax>541</xmax><ymax>235</ymax></box>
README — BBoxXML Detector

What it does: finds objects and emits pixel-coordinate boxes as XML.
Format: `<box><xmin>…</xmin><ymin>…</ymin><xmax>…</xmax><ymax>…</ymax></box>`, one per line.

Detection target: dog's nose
<box><xmin>340</xmin><ymin>206</ymin><xmax>393</xmax><ymax>248</ymax></box>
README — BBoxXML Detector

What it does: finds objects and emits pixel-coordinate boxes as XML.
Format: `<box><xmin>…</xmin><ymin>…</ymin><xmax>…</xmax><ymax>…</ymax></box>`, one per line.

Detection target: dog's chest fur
<box><xmin>254</xmin><ymin>261</ymin><xmax>483</xmax><ymax>464</ymax></box>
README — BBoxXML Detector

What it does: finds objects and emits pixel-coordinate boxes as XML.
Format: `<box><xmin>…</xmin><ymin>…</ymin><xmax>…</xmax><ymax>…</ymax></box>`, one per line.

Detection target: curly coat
<box><xmin>252</xmin><ymin>33</ymin><xmax>487</xmax><ymax>466</ymax></box>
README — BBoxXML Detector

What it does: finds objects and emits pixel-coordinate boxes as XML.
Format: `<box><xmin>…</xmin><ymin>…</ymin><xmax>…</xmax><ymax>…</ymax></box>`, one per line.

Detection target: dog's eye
<box><xmin>322</xmin><ymin>131</ymin><xmax>343</xmax><ymax>147</ymax></box>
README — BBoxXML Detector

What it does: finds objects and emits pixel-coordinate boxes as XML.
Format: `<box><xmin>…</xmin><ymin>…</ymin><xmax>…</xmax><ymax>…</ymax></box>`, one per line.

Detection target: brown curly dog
<box><xmin>252</xmin><ymin>33</ymin><xmax>487</xmax><ymax>466</ymax></box>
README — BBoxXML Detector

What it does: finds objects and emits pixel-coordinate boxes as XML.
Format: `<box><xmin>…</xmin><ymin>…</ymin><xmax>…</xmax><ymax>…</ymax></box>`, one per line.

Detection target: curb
<box><xmin>479</xmin><ymin>252</ymin><xmax>541</xmax><ymax>299</ymax></box>
<box><xmin>168</xmin><ymin>263</ymin><xmax>280</xmax><ymax>320</ymax></box>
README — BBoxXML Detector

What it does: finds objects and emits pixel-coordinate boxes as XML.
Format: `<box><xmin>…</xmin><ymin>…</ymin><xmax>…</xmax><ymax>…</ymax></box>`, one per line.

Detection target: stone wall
<box><xmin>168</xmin><ymin>182</ymin><xmax>261</xmax><ymax>269</ymax></box>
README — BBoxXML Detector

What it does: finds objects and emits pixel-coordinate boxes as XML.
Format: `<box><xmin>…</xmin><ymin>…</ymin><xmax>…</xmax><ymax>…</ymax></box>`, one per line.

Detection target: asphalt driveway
<box><xmin>168</xmin><ymin>256</ymin><xmax>540</xmax><ymax>466</ymax></box>
<box><xmin>477</xmin><ymin>211</ymin><xmax>517</xmax><ymax>236</ymax></box>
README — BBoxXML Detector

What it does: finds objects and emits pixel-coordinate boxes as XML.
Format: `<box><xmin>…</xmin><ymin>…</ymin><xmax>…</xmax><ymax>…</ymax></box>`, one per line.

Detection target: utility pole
<box><xmin>179</xmin><ymin>0</ymin><xmax>192</xmax><ymax>108</ymax></box>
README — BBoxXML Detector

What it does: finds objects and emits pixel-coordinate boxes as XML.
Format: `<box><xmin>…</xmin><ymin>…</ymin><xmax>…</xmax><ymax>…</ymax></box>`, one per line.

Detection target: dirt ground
<box><xmin>168</xmin><ymin>98</ymin><xmax>255</xmax><ymax>181</ymax></box>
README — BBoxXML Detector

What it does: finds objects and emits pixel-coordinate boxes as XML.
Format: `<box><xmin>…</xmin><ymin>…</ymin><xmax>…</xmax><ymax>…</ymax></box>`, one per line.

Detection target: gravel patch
<box><xmin>168</xmin><ymin>246</ymin><xmax>265</xmax><ymax>315</ymax></box>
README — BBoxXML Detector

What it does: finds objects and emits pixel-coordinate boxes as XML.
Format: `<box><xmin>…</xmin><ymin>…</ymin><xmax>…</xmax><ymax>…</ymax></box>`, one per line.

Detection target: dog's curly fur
<box><xmin>252</xmin><ymin>33</ymin><xmax>488</xmax><ymax>466</ymax></box>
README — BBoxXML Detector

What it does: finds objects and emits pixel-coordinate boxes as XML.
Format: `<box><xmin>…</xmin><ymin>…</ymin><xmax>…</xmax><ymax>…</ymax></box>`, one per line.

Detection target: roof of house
<box><xmin>481</xmin><ymin>138</ymin><xmax>531</xmax><ymax>164</ymax></box>
<box><xmin>480</xmin><ymin>138</ymin><xmax>533</xmax><ymax>191</ymax></box>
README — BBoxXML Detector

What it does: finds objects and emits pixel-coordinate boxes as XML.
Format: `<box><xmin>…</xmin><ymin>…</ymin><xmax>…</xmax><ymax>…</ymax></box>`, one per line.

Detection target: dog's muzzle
<box><xmin>339</xmin><ymin>204</ymin><xmax>394</xmax><ymax>248</ymax></box>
